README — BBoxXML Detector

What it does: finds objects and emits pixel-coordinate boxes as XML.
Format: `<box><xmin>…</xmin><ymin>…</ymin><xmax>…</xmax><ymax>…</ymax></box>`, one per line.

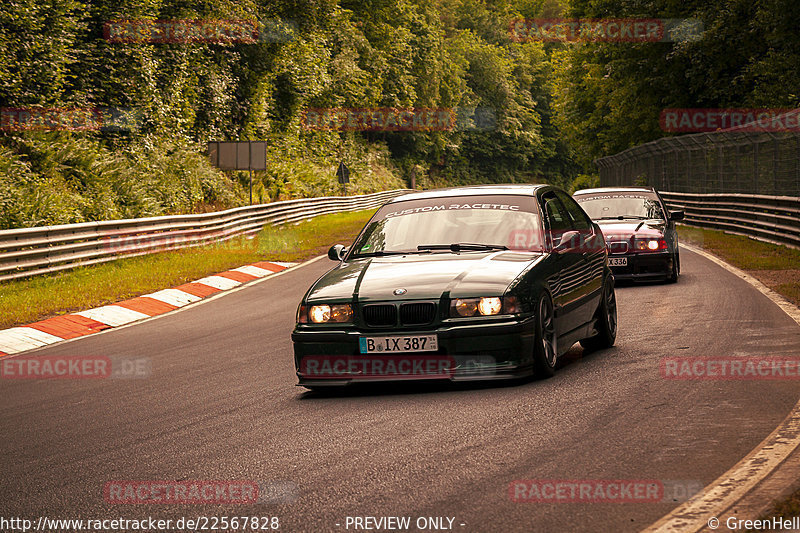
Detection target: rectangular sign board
<box><xmin>208</xmin><ymin>141</ymin><xmax>267</xmax><ymax>170</ymax></box>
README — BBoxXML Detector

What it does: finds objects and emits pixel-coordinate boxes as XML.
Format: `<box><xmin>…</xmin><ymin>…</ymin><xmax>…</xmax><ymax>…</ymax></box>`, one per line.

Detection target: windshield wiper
<box><xmin>598</xmin><ymin>215</ymin><xmax>649</xmax><ymax>220</ymax></box>
<box><xmin>417</xmin><ymin>243</ymin><xmax>509</xmax><ymax>252</ymax></box>
<box><xmin>351</xmin><ymin>250</ymin><xmax>429</xmax><ymax>257</ymax></box>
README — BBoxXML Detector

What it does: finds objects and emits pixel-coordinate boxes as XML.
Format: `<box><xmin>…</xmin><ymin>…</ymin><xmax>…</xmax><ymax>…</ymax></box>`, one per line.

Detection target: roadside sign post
<box><xmin>249</xmin><ymin>141</ymin><xmax>253</xmax><ymax>205</ymax></box>
<box><xmin>336</xmin><ymin>161</ymin><xmax>350</xmax><ymax>196</ymax></box>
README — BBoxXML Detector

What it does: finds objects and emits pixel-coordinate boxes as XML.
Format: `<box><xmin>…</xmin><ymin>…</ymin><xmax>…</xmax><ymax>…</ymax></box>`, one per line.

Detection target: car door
<box><xmin>540</xmin><ymin>190</ymin><xmax>585</xmax><ymax>337</ymax></box>
<box><xmin>556</xmin><ymin>190</ymin><xmax>605</xmax><ymax>328</ymax></box>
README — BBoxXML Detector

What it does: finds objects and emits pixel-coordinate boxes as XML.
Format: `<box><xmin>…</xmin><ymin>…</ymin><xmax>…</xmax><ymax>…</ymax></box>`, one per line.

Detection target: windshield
<box><xmin>574</xmin><ymin>194</ymin><xmax>665</xmax><ymax>221</ymax></box>
<box><xmin>350</xmin><ymin>195</ymin><xmax>542</xmax><ymax>256</ymax></box>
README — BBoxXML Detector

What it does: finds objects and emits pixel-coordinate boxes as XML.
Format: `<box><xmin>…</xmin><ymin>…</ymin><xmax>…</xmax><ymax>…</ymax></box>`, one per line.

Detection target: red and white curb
<box><xmin>0</xmin><ymin>261</ymin><xmax>295</xmax><ymax>357</ymax></box>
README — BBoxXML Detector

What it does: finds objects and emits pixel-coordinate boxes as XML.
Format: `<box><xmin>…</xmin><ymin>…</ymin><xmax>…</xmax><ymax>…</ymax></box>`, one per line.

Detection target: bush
<box><xmin>570</xmin><ymin>174</ymin><xmax>599</xmax><ymax>193</ymax></box>
<box><xmin>0</xmin><ymin>133</ymin><xmax>246</xmax><ymax>228</ymax></box>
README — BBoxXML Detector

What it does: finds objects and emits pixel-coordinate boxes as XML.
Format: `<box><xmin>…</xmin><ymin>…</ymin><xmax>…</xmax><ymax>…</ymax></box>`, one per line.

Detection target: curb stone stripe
<box><xmin>215</xmin><ymin>270</ymin><xmax>259</xmax><ymax>283</ymax></box>
<box><xmin>232</xmin><ymin>265</ymin><xmax>274</xmax><ymax>277</ymax></box>
<box><xmin>252</xmin><ymin>261</ymin><xmax>287</xmax><ymax>272</ymax></box>
<box><xmin>144</xmin><ymin>289</ymin><xmax>203</xmax><ymax>307</ymax></box>
<box><xmin>0</xmin><ymin>261</ymin><xmax>294</xmax><ymax>357</ymax></box>
<box><xmin>74</xmin><ymin>306</ymin><xmax>151</xmax><ymax>327</ymax></box>
<box><xmin>174</xmin><ymin>283</ymin><xmax>220</xmax><ymax>298</ymax></box>
<box><xmin>27</xmin><ymin>315</ymin><xmax>110</xmax><ymax>340</ymax></box>
<box><xmin>192</xmin><ymin>275</ymin><xmax>241</xmax><ymax>291</ymax></box>
<box><xmin>115</xmin><ymin>297</ymin><xmax>179</xmax><ymax>316</ymax></box>
<box><xmin>0</xmin><ymin>328</ymin><xmax>65</xmax><ymax>354</ymax></box>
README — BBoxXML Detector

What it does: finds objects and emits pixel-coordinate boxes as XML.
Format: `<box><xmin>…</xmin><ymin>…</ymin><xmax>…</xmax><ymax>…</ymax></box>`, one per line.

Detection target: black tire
<box><xmin>666</xmin><ymin>252</ymin><xmax>679</xmax><ymax>283</ymax></box>
<box><xmin>580</xmin><ymin>276</ymin><xmax>617</xmax><ymax>352</ymax></box>
<box><xmin>532</xmin><ymin>293</ymin><xmax>558</xmax><ymax>378</ymax></box>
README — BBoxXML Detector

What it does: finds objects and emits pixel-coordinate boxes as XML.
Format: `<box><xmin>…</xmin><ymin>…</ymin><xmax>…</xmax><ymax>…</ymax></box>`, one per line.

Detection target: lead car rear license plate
<box><xmin>608</xmin><ymin>257</ymin><xmax>628</xmax><ymax>267</ymax></box>
<box><xmin>359</xmin><ymin>335</ymin><xmax>438</xmax><ymax>354</ymax></box>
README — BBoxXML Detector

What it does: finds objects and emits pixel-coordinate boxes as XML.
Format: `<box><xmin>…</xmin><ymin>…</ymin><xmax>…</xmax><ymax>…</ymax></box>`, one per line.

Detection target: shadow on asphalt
<box><xmin>296</xmin><ymin>343</ymin><xmax>616</xmax><ymax>399</ymax></box>
<box><xmin>613</xmin><ymin>278</ymin><xmax>676</xmax><ymax>288</ymax></box>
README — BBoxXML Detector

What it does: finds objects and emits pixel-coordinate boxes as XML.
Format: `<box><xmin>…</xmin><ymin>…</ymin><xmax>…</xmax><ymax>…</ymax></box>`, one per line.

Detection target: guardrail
<box><xmin>0</xmin><ymin>189</ymin><xmax>411</xmax><ymax>282</ymax></box>
<box><xmin>661</xmin><ymin>192</ymin><xmax>800</xmax><ymax>248</ymax></box>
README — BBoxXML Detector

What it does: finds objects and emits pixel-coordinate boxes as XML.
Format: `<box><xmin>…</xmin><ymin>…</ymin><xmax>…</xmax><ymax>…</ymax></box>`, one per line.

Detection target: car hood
<box><xmin>305</xmin><ymin>251</ymin><xmax>544</xmax><ymax>302</ymax></box>
<box><xmin>595</xmin><ymin>219</ymin><xmax>665</xmax><ymax>240</ymax></box>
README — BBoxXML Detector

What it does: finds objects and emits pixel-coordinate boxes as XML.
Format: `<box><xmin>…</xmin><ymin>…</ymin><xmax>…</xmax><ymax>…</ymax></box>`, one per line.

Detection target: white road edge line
<box><xmin>642</xmin><ymin>243</ymin><xmax>800</xmax><ymax>533</ymax></box>
<box><xmin>1</xmin><ymin>255</ymin><xmax>327</xmax><ymax>359</ymax></box>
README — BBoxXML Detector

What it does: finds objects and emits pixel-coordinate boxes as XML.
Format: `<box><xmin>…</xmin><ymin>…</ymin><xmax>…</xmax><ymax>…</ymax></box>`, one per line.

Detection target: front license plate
<box><xmin>608</xmin><ymin>257</ymin><xmax>628</xmax><ymax>267</ymax></box>
<box><xmin>359</xmin><ymin>335</ymin><xmax>438</xmax><ymax>354</ymax></box>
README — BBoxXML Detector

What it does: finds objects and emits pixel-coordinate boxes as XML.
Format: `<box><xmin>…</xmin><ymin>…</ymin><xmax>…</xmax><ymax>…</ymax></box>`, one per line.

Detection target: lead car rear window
<box><xmin>351</xmin><ymin>195</ymin><xmax>543</xmax><ymax>255</ymax></box>
<box><xmin>574</xmin><ymin>193</ymin><xmax>664</xmax><ymax>220</ymax></box>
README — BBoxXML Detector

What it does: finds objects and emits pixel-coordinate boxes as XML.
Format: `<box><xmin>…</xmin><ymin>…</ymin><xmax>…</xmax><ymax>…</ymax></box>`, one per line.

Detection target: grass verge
<box><xmin>748</xmin><ymin>488</ymin><xmax>800</xmax><ymax>532</ymax></box>
<box><xmin>678</xmin><ymin>225</ymin><xmax>800</xmax><ymax>307</ymax></box>
<box><xmin>0</xmin><ymin>209</ymin><xmax>373</xmax><ymax>330</ymax></box>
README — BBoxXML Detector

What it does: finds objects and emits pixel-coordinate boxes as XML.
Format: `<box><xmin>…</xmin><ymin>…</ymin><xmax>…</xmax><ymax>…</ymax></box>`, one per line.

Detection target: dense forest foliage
<box><xmin>554</xmin><ymin>0</ymin><xmax>800</xmax><ymax>168</ymax></box>
<box><xmin>0</xmin><ymin>0</ymin><xmax>797</xmax><ymax>228</ymax></box>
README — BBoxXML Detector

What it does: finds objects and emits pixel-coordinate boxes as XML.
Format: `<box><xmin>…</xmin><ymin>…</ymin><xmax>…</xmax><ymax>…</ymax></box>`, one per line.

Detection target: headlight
<box><xmin>478</xmin><ymin>297</ymin><xmax>502</xmax><ymax>316</ymax></box>
<box><xmin>454</xmin><ymin>299</ymin><xmax>478</xmax><ymax>317</ymax></box>
<box><xmin>451</xmin><ymin>296</ymin><xmax>519</xmax><ymax>317</ymax></box>
<box><xmin>298</xmin><ymin>304</ymin><xmax>353</xmax><ymax>324</ymax></box>
<box><xmin>634</xmin><ymin>238</ymin><xmax>667</xmax><ymax>251</ymax></box>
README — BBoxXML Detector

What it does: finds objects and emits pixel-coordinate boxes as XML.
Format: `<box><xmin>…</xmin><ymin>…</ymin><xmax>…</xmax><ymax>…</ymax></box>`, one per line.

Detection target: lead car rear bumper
<box><xmin>292</xmin><ymin>317</ymin><xmax>536</xmax><ymax>387</ymax></box>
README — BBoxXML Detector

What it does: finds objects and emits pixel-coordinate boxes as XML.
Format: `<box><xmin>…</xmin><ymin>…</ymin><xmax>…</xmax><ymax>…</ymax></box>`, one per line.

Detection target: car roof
<box><xmin>573</xmin><ymin>186</ymin><xmax>656</xmax><ymax>195</ymax></box>
<box><xmin>390</xmin><ymin>184</ymin><xmax>549</xmax><ymax>203</ymax></box>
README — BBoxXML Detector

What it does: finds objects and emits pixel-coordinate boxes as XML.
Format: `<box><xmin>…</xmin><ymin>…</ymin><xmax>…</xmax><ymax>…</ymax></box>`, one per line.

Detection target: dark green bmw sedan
<box><xmin>292</xmin><ymin>185</ymin><xmax>617</xmax><ymax>389</ymax></box>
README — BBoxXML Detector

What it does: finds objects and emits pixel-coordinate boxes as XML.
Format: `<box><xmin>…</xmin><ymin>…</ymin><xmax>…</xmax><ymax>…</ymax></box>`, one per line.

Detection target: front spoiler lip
<box><xmin>296</xmin><ymin>363</ymin><xmax>533</xmax><ymax>387</ymax></box>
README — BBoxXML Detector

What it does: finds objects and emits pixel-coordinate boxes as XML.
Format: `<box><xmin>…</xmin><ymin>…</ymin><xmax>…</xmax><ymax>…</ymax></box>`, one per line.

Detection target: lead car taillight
<box><xmin>634</xmin><ymin>237</ymin><xmax>668</xmax><ymax>251</ymax></box>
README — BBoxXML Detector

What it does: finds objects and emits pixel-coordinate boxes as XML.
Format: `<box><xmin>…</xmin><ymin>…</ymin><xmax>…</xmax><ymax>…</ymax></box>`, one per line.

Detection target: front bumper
<box><xmin>608</xmin><ymin>251</ymin><xmax>673</xmax><ymax>281</ymax></box>
<box><xmin>292</xmin><ymin>316</ymin><xmax>536</xmax><ymax>387</ymax></box>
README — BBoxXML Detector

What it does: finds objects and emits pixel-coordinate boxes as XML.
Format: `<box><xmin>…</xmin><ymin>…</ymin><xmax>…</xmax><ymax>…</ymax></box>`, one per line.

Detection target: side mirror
<box><xmin>328</xmin><ymin>244</ymin><xmax>346</xmax><ymax>261</ymax></box>
<box><xmin>669</xmin><ymin>210</ymin><xmax>685</xmax><ymax>221</ymax></box>
<box><xmin>554</xmin><ymin>230</ymin><xmax>581</xmax><ymax>253</ymax></box>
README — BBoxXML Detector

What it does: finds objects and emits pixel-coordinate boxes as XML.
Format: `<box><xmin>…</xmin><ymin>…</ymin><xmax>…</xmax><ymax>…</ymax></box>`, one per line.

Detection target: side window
<box><xmin>643</xmin><ymin>197</ymin><xmax>665</xmax><ymax>220</ymax></box>
<box><xmin>540</xmin><ymin>192</ymin><xmax>572</xmax><ymax>248</ymax></box>
<box><xmin>653</xmin><ymin>192</ymin><xmax>670</xmax><ymax>221</ymax></box>
<box><xmin>555</xmin><ymin>191</ymin><xmax>592</xmax><ymax>230</ymax></box>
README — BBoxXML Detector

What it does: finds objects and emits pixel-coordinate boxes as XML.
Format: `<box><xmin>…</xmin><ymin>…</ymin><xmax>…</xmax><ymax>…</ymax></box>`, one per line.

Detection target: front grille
<box><xmin>400</xmin><ymin>302</ymin><xmax>436</xmax><ymax>326</ymax></box>
<box><xmin>607</xmin><ymin>241</ymin><xmax>629</xmax><ymax>254</ymax></box>
<box><xmin>363</xmin><ymin>304</ymin><xmax>397</xmax><ymax>327</ymax></box>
